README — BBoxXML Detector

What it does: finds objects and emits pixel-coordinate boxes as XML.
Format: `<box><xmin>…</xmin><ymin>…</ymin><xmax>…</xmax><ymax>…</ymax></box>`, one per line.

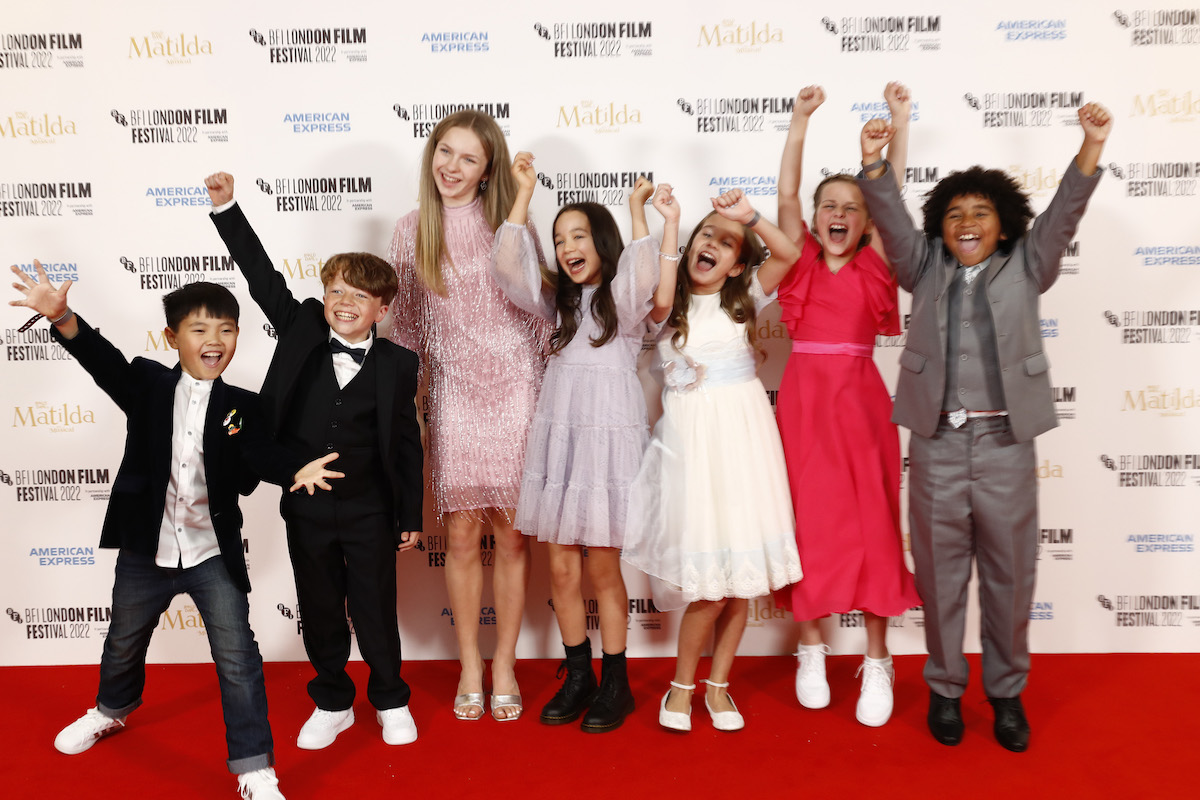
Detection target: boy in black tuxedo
<box><xmin>204</xmin><ymin>172</ymin><xmax>424</xmax><ymax>750</ymax></box>
<box><xmin>10</xmin><ymin>264</ymin><xmax>342</xmax><ymax>800</ymax></box>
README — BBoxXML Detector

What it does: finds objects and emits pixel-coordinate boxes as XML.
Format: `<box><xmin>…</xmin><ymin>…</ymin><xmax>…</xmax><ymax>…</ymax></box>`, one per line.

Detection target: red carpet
<box><xmin>5</xmin><ymin>654</ymin><xmax>1192</xmax><ymax>799</ymax></box>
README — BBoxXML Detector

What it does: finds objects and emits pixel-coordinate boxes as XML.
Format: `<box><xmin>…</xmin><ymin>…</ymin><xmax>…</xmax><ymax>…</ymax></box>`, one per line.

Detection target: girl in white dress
<box><xmin>623</xmin><ymin>189</ymin><xmax>803</xmax><ymax>732</ymax></box>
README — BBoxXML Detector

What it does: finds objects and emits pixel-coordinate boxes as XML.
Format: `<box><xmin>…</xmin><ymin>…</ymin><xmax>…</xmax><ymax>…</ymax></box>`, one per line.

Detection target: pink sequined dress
<box><xmin>386</xmin><ymin>199</ymin><xmax>551</xmax><ymax>517</ymax></box>
<box><xmin>492</xmin><ymin>224</ymin><xmax>657</xmax><ymax>547</ymax></box>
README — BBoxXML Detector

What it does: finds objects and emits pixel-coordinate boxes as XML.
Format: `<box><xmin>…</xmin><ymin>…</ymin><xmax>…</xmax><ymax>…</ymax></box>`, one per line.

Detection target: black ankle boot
<box><xmin>539</xmin><ymin>641</ymin><xmax>597</xmax><ymax>725</ymax></box>
<box><xmin>580</xmin><ymin>650</ymin><xmax>634</xmax><ymax>733</ymax></box>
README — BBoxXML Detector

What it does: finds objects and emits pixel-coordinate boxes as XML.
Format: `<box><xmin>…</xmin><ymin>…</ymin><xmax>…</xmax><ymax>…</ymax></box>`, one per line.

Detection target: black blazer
<box><xmin>51</xmin><ymin>318</ymin><xmax>303</xmax><ymax>592</ymax></box>
<box><xmin>210</xmin><ymin>203</ymin><xmax>424</xmax><ymax>539</ymax></box>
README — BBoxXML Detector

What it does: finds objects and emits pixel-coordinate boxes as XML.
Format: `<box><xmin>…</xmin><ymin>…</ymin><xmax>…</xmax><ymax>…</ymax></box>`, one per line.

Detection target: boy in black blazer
<box><xmin>11</xmin><ymin>264</ymin><xmax>341</xmax><ymax>800</ymax></box>
<box><xmin>204</xmin><ymin>172</ymin><xmax>424</xmax><ymax>750</ymax></box>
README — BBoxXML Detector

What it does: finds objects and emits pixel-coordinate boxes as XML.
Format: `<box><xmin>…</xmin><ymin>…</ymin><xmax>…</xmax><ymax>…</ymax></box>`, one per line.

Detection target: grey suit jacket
<box><xmin>858</xmin><ymin>160</ymin><xmax>1101</xmax><ymax>442</ymax></box>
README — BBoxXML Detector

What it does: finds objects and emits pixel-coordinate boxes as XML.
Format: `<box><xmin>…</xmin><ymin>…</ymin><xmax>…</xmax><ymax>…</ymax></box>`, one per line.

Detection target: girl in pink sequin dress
<box><xmin>493</xmin><ymin>158</ymin><xmax>673</xmax><ymax>732</ymax></box>
<box><xmin>773</xmin><ymin>84</ymin><xmax>921</xmax><ymax>728</ymax></box>
<box><xmin>386</xmin><ymin>111</ymin><xmax>550</xmax><ymax>722</ymax></box>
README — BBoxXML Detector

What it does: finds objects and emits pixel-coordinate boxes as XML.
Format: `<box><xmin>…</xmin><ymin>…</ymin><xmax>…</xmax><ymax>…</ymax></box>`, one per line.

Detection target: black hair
<box><xmin>921</xmin><ymin>166</ymin><xmax>1034</xmax><ymax>255</ymax></box>
<box><xmin>162</xmin><ymin>281</ymin><xmax>240</xmax><ymax>330</ymax></box>
<box><xmin>548</xmin><ymin>202</ymin><xmax>625</xmax><ymax>355</ymax></box>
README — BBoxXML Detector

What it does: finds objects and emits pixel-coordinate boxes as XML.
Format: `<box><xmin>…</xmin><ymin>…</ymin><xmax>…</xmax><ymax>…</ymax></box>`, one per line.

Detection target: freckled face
<box><xmin>322</xmin><ymin>273</ymin><xmax>387</xmax><ymax>344</ymax></box>
<box><xmin>553</xmin><ymin>210</ymin><xmax>603</xmax><ymax>286</ymax></box>
<box><xmin>942</xmin><ymin>193</ymin><xmax>1005</xmax><ymax>267</ymax></box>
<box><xmin>165</xmin><ymin>312</ymin><xmax>239</xmax><ymax>380</ymax></box>
<box><xmin>431</xmin><ymin>126</ymin><xmax>489</xmax><ymax>207</ymax></box>
<box><xmin>687</xmin><ymin>214</ymin><xmax>745</xmax><ymax>295</ymax></box>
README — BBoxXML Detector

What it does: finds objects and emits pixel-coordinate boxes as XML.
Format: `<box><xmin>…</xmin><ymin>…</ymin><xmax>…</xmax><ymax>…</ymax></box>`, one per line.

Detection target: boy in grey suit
<box><xmin>855</xmin><ymin>103</ymin><xmax>1112</xmax><ymax>752</ymax></box>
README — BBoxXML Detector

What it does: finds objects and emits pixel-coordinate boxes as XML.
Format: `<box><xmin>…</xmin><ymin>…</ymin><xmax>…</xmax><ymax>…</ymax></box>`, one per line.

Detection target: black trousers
<box><xmin>283</xmin><ymin>490</ymin><xmax>409</xmax><ymax>711</ymax></box>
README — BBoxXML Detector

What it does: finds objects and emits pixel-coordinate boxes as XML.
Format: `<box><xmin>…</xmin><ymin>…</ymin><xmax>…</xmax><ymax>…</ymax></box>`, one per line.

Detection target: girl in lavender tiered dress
<box><xmin>623</xmin><ymin>190</ymin><xmax>803</xmax><ymax>733</ymax></box>
<box><xmin>492</xmin><ymin>154</ymin><xmax>674</xmax><ymax>732</ymax></box>
<box><xmin>386</xmin><ymin>111</ymin><xmax>551</xmax><ymax>722</ymax></box>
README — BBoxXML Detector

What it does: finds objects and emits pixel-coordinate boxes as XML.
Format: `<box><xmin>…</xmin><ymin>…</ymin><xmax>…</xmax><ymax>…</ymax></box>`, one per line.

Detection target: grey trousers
<box><xmin>908</xmin><ymin>416</ymin><xmax>1038</xmax><ymax>699</ymax></box>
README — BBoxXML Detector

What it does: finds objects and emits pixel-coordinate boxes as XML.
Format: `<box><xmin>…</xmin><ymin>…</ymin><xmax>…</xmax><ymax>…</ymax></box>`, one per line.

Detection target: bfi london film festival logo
<box><xmin>275</xmin><ymin>601</ymin><xmax>354</xmax><ymax>637</ymax></box>
<box><xmin>0</xmin><ymin>32</ymin><xmax>84</xmax><ymax>69</ymax></box>
<box><xmin>127</xmin><ymin>31</ymin><xmax>213</xmax><ymax>64</ymax></box>
<box><xmin>555</xmin><ymin>100</ymin><xmax>643</xmax><ymax>134</ymax></box>
<box><xmin>961</xmin><ymin>90</ymin><xmax>1083</xmax><ymax>129</ymax></box>
<box><xmin>1099</xmin><ymin>452</ymin><xmax>1200</xmax><ymax>487</ymax></box>
<box><xmin>1053</xmin><ymin>385</ymin><xmax>1078</xmax><ymax>421</ymax></box>
<box><xmin>1104</xmin><ymin>307</ymin><xmax>1200</xmax><ymax>346</ymax></box>
<box><xmin>255</xmin><ymin>175</ymin><xmax>374</xmax><ymax>213</ymax></box>
<box><xmin>248</xmin><ymin>26</ymin><xmax>368</xmax><ymax>64</ymax></box>
<box><xmin>820</xmin><ymin>13</ymin><xmax>941</xmax><ymax>52</ymax></box>
<box><xmin>549</xmin><ymin>166</ymin><xmax>654</xmax><ymax>207</ymax></box>
<box><xmin>839</xmin><ymin>609</ymin><xmax>919</xmax><ymax>630</ymax></box>
<box><xmin>9</xmin><ymin>605</ymin><xmax>111</xmax><ymax>640</ymax></box>
<box><xmin>994</xmin><ymin>18</ymin><xmax>1067</xmax><ymax>42</ymax></box>
<box><xmin>677</xmin><ymin>94</ymin><xmax>794</xmax><ymax>135</ymax></box>
<box><xmin>110</xmin><ymin>106</ymin><xmax>229</xmax><ymax>144</ymax></box>
<box><xmin>416</xmin><ymin>531</ymin><xmax>496</xmax><ymax>569</ymax></box>
<box><xmin>1037</xmin><ymin>527</ymin><xmax>1076</xmax><ymax>562</ymax></box>
<box><xmin>5</xmin><ymin>322</ymin><xmax>74</xmax><ymax>364</ymax></box>
<box><xmin>0</xmin><ymin>111</ymin><xmax>78</xmax><ymax>144</ymax></box>
<box><xmin>120</xmin><ymin>253</ymin><xmax>236</xmax><ymax>293</ymax></box>
<box><xmin>0</xmin><ymin>181</ymin><xmax>93</xmax><ymax>219</ymax></box>
<box><xmin>1107</xmin><ymin>160</ymin><xmax>1200</xmax><ymax>198</ymax></box>
<box><xmin>1133</xmin><ymin>243</ymin><xmax>1200</xmax><ymax>266</ymax></box>
<box><xmin>697</xmin><ymin>18</ymin><xmax>784</xmax><ymax>53</ymax></box>
<box><xmin>531</xmin><ymin>20</ymin><xmax>652</xmax><ymax>58</ymax></box>
<box><xmin>628</xmin><ymin>597</ymin><xmax>663</xmax><ymax>632</ymax></box>
<box><xmin>391</xmin><ymin>102</ymin><xmax>511</xmax><ymax>138</ymax></box>
<box><xmin>5</xmin><ymin>466</ymin><xmax>110</xmax><ymax>503</ymax></box>
<box><xmin>1113</xmin><ymin>8</ymin><xmax>1200</xmax><ymax>46</ymax></box>
<box><xmin>1096</xmin><ymin>593</ymin><xmax>1200</xmax><ymax>627</ymax></box>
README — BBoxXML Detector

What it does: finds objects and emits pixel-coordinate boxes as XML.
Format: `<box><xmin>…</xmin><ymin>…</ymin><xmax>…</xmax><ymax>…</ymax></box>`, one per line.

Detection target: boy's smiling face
<box><xmin>323</xmin><ymin>272</ymin><xmax>387</xmax><ymax>344</ymax></box>
<box><xmin>165</xmin><ymin>311</ymin><xmax>239</xmax><ymax>380</ymax></box>
<box><xmin>941</xmin><ymin>193</ymin><xmax>1006</xmax><ymax>267</ymax></box>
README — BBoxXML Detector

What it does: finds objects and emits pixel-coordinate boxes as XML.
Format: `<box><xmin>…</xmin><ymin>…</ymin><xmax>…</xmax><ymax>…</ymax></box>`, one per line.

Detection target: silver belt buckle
<box><xmin>948</xmin><ymin>408</ymin><xmax>967</xmax><ymax>428</ymax></box>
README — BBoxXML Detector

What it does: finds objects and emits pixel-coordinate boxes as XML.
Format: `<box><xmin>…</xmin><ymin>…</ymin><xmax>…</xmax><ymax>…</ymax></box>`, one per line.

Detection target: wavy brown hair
<box><xmin>415</xmin><ymin>110</ymin><xmax>516</xmax><ymax>295</ymax></box>
<box><xmin>548</xmin><ymin>203</ymin><xmax>625</xmax><ymax>356</ymax></box>
<box><xmin>669</xmin><ymin>212</ymin><xmax>767</xmax><ymax>356</ymax></box>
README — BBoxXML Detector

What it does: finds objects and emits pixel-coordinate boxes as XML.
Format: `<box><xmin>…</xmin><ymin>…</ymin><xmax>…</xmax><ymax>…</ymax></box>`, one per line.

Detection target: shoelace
<box><xmin>239</xmin><ymin>769</ymin><xmax>279</xmax><ymax>799</ymax></box>
<box><xmin>856</xmin><ymin>662</ymin><xmax>894</xmax><ymax>692</ymax></box>
<box><xmin>82</xmin><ymin>708</ymin><xmax>124</xmax><ymax>734</ymax></box>
<box><xmin>797</xmin><ymin>646</ymin><xmax>829</xmax><ymax>680</ymax></box>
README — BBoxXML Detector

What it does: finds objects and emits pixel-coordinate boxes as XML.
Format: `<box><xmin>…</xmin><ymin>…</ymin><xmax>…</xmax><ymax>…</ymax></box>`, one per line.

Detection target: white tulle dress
<box><xmin>622</xmin><ymin>275</ymin><xmax>802</xmax><ymax>610</ymax></box>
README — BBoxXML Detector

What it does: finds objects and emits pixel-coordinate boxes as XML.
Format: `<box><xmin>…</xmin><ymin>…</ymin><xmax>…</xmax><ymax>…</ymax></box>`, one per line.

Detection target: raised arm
<box><xmin>491</xmin><ymin>151</ymin><xmax>556</xmax><ymax>321</ymax></box>
<box><xmin>10</xmin><ymin>260</ymin><xmax>77</xmax><ymax>339</ymax></box>
<box><xmin>858</xmin><ymin>121</ymin><xmax>928</xmax><ymax>292</ymax></box>
<box><xmin>882</xmin><ymin>81</ymin><xmax>911</xmax><ymax>192</ymax></box>
<box><xmin>1074</xmin><ymin>102</ymin><xmax>1112</xmax><ymax>177</ymax></box>
<box><xmin>629</xmin><ymin>176</ymin><xmax>653</xmax><ymax>240</ymax></box>
<box><xmin>777</xmin><ymin>86</ymin><xmax>826</xmax><ymax>244</ymax></box>
<box><xmin>205</xmin><ymin>172</ymin><xmax>303</xmax><ymax>334</ymax></box>
<box><xmin>650</xmin><ymin>185</ymin><xmax>681</xmax><ymax>324</ymax></box>
<box><xmin>712</xmin><ymin>190</ymin><xmax>800</xmax><ymax>297</ymax></box>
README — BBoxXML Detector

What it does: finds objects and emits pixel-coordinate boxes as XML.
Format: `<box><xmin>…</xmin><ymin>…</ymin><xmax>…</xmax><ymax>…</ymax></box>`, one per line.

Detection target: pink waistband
<box><xmin>791</xmin><ymin>340</ymin><xmax>874</xmax><ymax>358</ymax></box>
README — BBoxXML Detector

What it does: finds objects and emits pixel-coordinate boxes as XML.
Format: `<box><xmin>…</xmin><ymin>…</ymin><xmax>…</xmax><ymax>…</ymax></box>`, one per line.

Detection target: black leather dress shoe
<box><xmin>989</xmin><ymin>695</ymin><xmax>1030</xmax><ymax>752</ymax></box>
<box><xmin>927</xmin><ymin>691</ymin><xmax>964</xmax><ymax>745</ymax></box>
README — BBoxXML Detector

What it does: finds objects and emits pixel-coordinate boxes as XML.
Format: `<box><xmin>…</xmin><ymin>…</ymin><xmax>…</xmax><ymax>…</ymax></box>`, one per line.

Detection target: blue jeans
<box><xmin>97</xmin><ymin>550</ymin><xmax>274</xmax><ymax>774</ymax></box>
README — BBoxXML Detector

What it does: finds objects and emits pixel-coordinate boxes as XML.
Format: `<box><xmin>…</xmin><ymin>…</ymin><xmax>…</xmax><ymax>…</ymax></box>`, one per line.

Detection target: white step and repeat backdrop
<box><xmin>4</xmin><ymin>1</ymin><xmax>1199</xmax><ymax>667</ymax></box>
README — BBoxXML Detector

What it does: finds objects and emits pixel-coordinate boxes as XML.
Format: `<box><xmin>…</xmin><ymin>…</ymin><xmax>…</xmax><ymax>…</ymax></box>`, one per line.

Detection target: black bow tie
<box><xmin>329</xmin><ymin>339</ymin><xmax>367</xmax><ymax>364</ymax></box>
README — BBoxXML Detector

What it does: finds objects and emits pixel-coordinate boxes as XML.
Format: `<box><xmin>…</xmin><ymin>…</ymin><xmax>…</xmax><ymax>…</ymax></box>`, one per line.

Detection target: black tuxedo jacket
<box><xmin>210</xmin><ymin>203</ymin><xmax>424</xmax><ymax>538</ymax></box>
<box><xmin>51</xmin><ymin>318</ymin><xmax>302</xmax><ymax>592</ymax></box>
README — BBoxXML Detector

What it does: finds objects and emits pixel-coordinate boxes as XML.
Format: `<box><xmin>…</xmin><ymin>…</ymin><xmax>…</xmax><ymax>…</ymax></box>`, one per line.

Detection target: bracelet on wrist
<box><xmin>861</xmin><ymin>158</ymin><xmax>886</xmax><ymax>174</ymax></box>
<box><xmin>659</xmin><ymin>251</ymin><xmax>682</xmax><ymax>262</ymax></box>
<box><xmin>746</xmin><ymin>210</ymin><xmax>762</xmax><ymax>227</ymax></box>
<box><xmin>49</xmin><ymin>308</ymin><xmax>74</xmax><ymax>326</ymax></box>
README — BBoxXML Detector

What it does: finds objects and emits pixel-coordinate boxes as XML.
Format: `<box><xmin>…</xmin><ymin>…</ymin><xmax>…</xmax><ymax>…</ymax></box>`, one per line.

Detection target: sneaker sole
<box><xmin>54</xmin><ymin>725</ymin><xmax>122</xmax><ymax>755</ymax></box>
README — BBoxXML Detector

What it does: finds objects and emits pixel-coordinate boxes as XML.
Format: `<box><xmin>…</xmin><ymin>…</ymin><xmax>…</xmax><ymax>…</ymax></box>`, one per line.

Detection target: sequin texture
<box><xmin>386</xmin><ymin>199</ymin><xmax>551</xmax><ymax>517</ymax></box>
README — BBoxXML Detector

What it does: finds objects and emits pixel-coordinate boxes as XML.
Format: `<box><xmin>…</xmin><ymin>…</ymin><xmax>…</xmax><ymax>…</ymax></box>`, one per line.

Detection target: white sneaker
<box><xmin>296</xmin><ymin>707</ymin><xmax>354</xmax><ymax>750</ymax></box>
<box><xmin>54</xmin><ymin>707</ymin><xmax>126</xmax><ymax>754</ymax></box>
<box><xmin>238</xmin><ymin>767</ymin><xmax>285</xmax><ymax>800</ymax></box>
<box><xmin>855</xmin><ymin>655</ymin><xmax>895</xmax><ymax>727</ymax></box>
<box><xmin>376</xmin><ymin>706</ymin><xmax>418</xmax><ymax>745</ymax></box>
<box><xmin>794</xmin><ymin>644</ymin><xmax>831</xmax><ymax>709</ymax></box>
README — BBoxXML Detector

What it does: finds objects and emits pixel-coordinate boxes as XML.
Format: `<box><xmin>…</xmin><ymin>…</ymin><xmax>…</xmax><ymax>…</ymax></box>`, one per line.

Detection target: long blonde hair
<box><xmin>415</xmin><ymin>110</ymin><xmax>516</xmax><ymax>295</ymax></box>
